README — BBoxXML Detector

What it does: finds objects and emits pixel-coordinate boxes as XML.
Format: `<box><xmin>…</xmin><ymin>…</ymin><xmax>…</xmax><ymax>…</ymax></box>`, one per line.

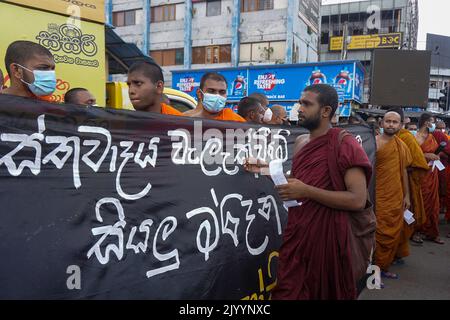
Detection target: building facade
<box><xmin>427</xmin><ymin>34</ymin><xmax>450</xmax><ymax>112</ymax></box>
<box><xmin>107</xmin><ymin>0</ymin><xmax>320</xmax><ymax>85</ymax></box>
<box><xmin>319</xmin><ymin>0</ymin><xmax>419</xmax><ymax>103</ymax></box>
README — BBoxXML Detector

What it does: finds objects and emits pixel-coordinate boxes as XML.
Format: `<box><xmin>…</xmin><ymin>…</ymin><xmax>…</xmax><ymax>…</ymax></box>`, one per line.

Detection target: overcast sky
<box><xmin>321</xmin><ymin>0</ymin><xmax>450</xmax><ymax>49</ymax></box>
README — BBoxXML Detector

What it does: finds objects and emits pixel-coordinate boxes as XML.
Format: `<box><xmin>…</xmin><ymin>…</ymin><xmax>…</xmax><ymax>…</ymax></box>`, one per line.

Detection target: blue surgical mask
<box><xmin>409</xmin><ymin>130</ymin><xmax>417</xmax><ymax>136</ymax></box>
<box><xmin>16</xmin><ymin>63</ymin><xmax>56</xmax><ymax>96</ymax></box>
<box><xmin>200</xmin><ymin>89</ymin><xmax>227</xmax><ymax>114</ymax></box>
<box><xmin>429</xmin><ymin>123</ymin><xmax>436</xmax><ymax>133</ymax></box>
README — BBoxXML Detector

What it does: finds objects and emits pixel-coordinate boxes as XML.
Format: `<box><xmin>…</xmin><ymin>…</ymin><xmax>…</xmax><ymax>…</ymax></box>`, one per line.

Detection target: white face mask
<box><xmin>263</xmin><ymin>108</ymin><xmax>273</xmax><ymax>123</ymax></box>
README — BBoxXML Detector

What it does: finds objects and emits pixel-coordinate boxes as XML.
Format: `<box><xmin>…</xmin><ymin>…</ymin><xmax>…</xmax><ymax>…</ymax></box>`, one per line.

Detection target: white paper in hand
<box><xmin>269</xmin><ymin>160</ymin><xmax>302</xmax><ymax>208</ymax></box>
<box><xmin>429</xmin><ymin>160</ymin><xmax>445</xmax><ymax>172</ymax></box>
<box><xmin>404</xmin><ymin>210</ymin><xmax>415</xmax><ymax>225</ymax></box>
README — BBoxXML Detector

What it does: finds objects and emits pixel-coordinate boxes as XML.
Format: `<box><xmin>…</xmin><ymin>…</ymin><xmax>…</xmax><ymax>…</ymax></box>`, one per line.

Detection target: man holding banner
<box><xmin>245</xmin><ymin>84</ymin><xmax>372</xmax><ymax>300</ymax></box>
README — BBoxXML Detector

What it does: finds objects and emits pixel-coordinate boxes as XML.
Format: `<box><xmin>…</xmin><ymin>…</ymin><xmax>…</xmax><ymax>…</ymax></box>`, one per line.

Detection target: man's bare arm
<box><xmin>276</xmin><ymin>167</ymin><xmax>368</xmax><ymax>211</ymax></box>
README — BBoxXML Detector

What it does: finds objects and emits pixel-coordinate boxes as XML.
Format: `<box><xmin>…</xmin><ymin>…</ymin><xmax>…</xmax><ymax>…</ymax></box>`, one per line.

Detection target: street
<box><xmin>360</xmin><ymin>220</ymin><xmax>450</xmax><ymax>300</ymax></box>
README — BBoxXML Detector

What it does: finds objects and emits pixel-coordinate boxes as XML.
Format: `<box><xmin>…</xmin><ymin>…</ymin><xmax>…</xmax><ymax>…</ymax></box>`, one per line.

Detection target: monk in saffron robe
<box><xmin>396</xmin><ymin>128</ymin><xmax>429</xmax><ymax>253</ymax></box>
<box><xmin>161</xmin><ymin>103</ymin><xmax>183</xmax><ymax>115</ymax></box>
<box><xmin>416</xmin><ymin>114</ymin><xmax>444</xmax><ymax>244</ymax></box>
<box><xmin>127</xmin><ymin>61</ymin><xmax>183</xmax><ymax>116</ymax></box>
<box><xmin>432</xmin><ymin>125</ymin><xmax>450</xmax><ymax>214</ymax></box>
<box><xmin>375</xmin><ymin>110</ymin><xmax>412</xmax><ymax>278</ymax></box>
<box><xmin>186</xmin><ymin>72</ymin><xmax>246</xmax><ymax>122</ymax></box>
<box><xmin>245</xmin><ymin>84</ymin><xmax>372</xmax><ymax>300</ymax></box>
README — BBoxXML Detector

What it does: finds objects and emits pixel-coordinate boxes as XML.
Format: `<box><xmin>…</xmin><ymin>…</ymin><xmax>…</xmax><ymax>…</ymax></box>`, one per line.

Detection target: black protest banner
<box><xmin>0</xmin><ymin>95</ymin><xmax>376</xmax><ymax>299</ymax></box>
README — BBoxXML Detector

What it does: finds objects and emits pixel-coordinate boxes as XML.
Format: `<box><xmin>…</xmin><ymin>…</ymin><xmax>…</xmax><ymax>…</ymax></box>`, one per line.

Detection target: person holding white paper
<box><xmin>244</xmin><ymin>84</ymin><xmax>372</xmax><ymax>300</ymax></box>
<box><xmin>375</xmin><ymin>110</ymin><xmax>412</xmax><ymax>280</ymax></box>
<box><xmin>416</xmin><ymin>114</ymin><xmax>445</xmax><ymax>245</ymax></box>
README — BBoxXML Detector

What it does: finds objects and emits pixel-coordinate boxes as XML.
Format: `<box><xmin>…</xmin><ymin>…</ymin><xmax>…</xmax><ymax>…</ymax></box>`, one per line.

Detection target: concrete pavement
<box><xmin>360</xmin><ymin>220</ymin><xmax>450</xmax><ymax>300</ymax></box>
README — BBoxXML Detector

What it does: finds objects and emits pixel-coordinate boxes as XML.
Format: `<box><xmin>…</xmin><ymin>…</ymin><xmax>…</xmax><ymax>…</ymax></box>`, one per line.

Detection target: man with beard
<box><xmin>395</xmin><ymin>112</ymin><xmax>429</xmax><ymax>249</ymax></box>
<box><xmin>375</xmin><ymin>110</ymin><xmax>412</xmax><ymax>279</ymax></box>
<box><xmin>244</xmin><ymin>84</ymin><xmax>372</xmax><ymax>299</ymax></box>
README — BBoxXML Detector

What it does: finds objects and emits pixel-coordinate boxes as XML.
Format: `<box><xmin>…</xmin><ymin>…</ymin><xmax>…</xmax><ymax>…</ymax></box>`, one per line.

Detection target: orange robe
<box><xmin>375</xmin><ymin>136</ymin><xmax>412</xmax><ymax>271</ymax></box>
<box><xmin>161</xmin><ymin>103</ymin><xmax>183</xmax><ymax>115</ymax></box>
<box><xmin>420</xmin><ymin>134</ymin><xmax>441</xmax><ymax>239</ymax></box>
<box><xmin>213</xmin><ymin>108</ymin><xmax>246</xmax><ymax>122</ymax></box>
<box><xmin>446</xmin><ymin>165</ymin><xmax>450</xmax><ymax>222</ymax></box>
<box><xmin>446</xmin><ymin>134</ymin><xmax>450</xmax><ymax>222</ymax></box>
<box><xmin>396</xmin><ymin>129</ymin><xmax>429</xmax><ymax>257</ymax></box>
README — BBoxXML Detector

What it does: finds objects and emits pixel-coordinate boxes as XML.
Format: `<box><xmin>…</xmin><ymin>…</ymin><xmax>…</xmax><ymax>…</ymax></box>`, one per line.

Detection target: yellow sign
<box><xmin>4</xmin><ymin>0</ymin><xmax>105</xmax><ymax>24</ymax></box>
<box><xmin>0</xmin><ymin>2</ymin><xmax>106</xmax><ymax>104</ymax></box>
<box><xmin>329</xmin><ymin>33</ymin><xmax>402</xmax><ymax>51</ymax></box>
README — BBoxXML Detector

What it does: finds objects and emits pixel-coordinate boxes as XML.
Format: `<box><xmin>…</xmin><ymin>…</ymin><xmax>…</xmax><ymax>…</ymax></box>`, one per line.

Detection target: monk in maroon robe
<box><xmin>245</xmin><ymin>84</ymin><xmax>372</xmax><ymax>300</ymax></box>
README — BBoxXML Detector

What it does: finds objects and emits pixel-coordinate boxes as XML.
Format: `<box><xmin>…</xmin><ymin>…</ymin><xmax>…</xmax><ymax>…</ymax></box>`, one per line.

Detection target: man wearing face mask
<box><xmin>430</xmin><ymin>120</ymin><xmax>450</xmax><ymax>227</ymax></box>
<box><xmin>249</xmin><ymin>92</ymin><xmax>273</xmax><ymax>124</ymax></box>
<box><xmin>269</xmin><ymin>105</ymin><xmax>290</xmax><ymax>126</ymax></box>
<box><xmin>237</xmin><ymin>97</ymin><xmax>265</xmax><ymax>124</ymax></box>
<box><xmin>186</xmin><ymin>72</ymin><xmax>245</xmax><ymax>122</ymax></box>
<box><xmin>1</xmin><ymin>41</ymin><xmax>56</xmax><ymax>101</ymax></box>
<box><xmin>416</xmin><ymin>114</ymin><xmax>445</xmax><ymax>244</ymax></box>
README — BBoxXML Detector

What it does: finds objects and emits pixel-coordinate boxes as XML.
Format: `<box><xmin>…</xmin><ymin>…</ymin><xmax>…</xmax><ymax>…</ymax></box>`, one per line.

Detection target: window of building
<box><xmin>239</xmin><ymin>41</ymin><xmax>286</xmax><ymax>63</ymax></box>
<box><xmin>150</xmin><ymin>48</ymin><xmax>184</xmax><ymax>66</ymax></box>
<box><xmin>192</xmin><ymin>45</ymin><xmax>231</xmax><ymax>64</ymax></box>
<box><xmin>241</xmin><ymin>0</ymin><xmax>274</xmax><ymax>12</ymax></box>
<box><xmin>321</xmin><ymin>32</ymin><xmax>329</xmax><ymax>45</ymax></box>
<box><xmin>113</xmin><ymin>9</ymin><xmax>139</xmax><ymax>27</ymax></box>
<box><xmin>151</xmin><ymin>4</ymin><xmax>176</xmax><ymax>22</ymax></box>
<box><xmin>207</xmin><ymin>0</ymin><xmax>221</xmax><ymax>16</ymax></box>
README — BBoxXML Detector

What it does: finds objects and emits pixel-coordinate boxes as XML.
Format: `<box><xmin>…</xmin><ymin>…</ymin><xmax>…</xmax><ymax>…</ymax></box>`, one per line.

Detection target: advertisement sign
<box><xmin>298</xmin><ymin>0</ymin><xmax>320</xmax><ymax>34</ymax></box>
<box><xmin>173</xmin><ymin>69</ymin><xmax>249</xmax><ymax>102</ymax></box>
<box><xmin>0</xmin><ymin>2</ymin><xmax>106</xmax><ymax>104</ymax></box>
<box><xmin>172</xmin><ymin>62</ymin><xmax>365</xmax><ymax>105</ymax></box>
<box><xmin>5</xmin><ymin>0</ymin><xmax>105</xmax><ymax>23</ymax></box>
<box><xmin>329</xmin><ymin>33</ymin><xmax>402</xmax><ymax>51</ymax></box>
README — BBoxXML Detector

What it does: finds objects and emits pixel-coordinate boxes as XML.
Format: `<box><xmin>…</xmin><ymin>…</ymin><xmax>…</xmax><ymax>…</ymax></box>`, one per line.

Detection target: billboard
<box><xmin>4</xmin><ymin>0</ymin><xmax>105</xmax><ymax>23</ymax></box>
<box><xmin>298</xmin><ymin>0</ymin><xmax>320</xmax><ymax>34</ymax></box>
<box><xmin>172</xmin><ymin>62</ymin><xmax>365</xmax><ymax>104</ymax></box>
<box><xmin>0</xmin><ymin>2</ymin><xmax>106</xmax><ymax>104</ymax></box>
<box><xmin>426</xmin><ymin>33</ymin><xmax>450</xmax><ymax>69</ymax></box>
<box><xmin>330</xmin><ymin>33</ymin><xmax>402</xmax><ymax>51</ymax></box>
<box><xmin>370</xmin><ymin>49</ymin><xmax>431</xmax><ymax>107</ymax></box>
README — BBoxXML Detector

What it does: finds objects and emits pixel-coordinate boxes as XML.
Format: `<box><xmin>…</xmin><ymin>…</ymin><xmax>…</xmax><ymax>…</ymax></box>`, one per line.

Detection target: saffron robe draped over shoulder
<box><xmin>420</xmin><ymin>134</ymin><xmax>441</xmax><ymax>239</ymax></box>
<box><xmin>272</xmin><ymin>128</ymin><xmax>372</xmax><ymax>300</ymax></box>
<box><xmin>396</xmin><ymin>129</ymin><xmax>429</xmax><ymax>257</ymax></box>
<box><xmin>375</xmin><ymin>136</ymin><xmax>412</xmax><ymax>271</ymax></box>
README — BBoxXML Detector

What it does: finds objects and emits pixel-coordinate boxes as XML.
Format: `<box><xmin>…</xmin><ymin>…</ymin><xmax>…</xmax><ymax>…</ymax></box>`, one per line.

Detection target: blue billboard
<box><xmin>172</xmin><ymin>61</ymin><xmax>365</xmax><ymax>104</ymax></box>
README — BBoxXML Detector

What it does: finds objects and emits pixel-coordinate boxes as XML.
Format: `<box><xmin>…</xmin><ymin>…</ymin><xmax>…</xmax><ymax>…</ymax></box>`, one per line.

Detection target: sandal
<box><xmin>411</xmin><ymin>234</ymin><xmax>424</xmax><ymax>245</ymax></box>
<box><xmin>381</xmin><ymin>271</ymin><xmax>399</xmax><ymax>279</ymax></box>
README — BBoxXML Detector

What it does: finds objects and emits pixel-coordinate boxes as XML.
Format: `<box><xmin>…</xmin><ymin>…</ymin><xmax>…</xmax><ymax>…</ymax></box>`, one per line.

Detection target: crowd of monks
<box><xmin>370</xmin><ymin>109</ymin><xmax>450</xmax><ymax>281</ymax></box>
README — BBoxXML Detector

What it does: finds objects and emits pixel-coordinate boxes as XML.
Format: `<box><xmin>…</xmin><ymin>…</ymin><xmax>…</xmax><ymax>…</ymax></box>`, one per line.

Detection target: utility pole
<box><xmin>341</xmin><ymin>22</ymin><xmax>349</xmax><ymax>60</ymax></box>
